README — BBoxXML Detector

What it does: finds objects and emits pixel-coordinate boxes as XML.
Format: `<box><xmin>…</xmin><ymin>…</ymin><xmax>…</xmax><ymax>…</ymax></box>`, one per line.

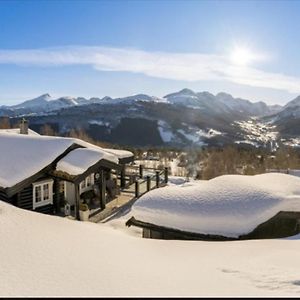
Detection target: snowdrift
<box><xmin>131</xmin><ymin>173</ymin><xmax>300</xmax><ymax>238</ymax></box>
<box><xmin>2</xmin><ymin>195</ymin><xmax>300</xmax><ymax>296</ymax></box>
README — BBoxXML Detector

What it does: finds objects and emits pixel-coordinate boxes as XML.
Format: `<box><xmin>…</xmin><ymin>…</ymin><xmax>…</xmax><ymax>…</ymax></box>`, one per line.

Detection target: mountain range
<box><xmin>0</xmin><ymin>89</ymin><xmax>299</xmax><ymax>149</ymax></box>
<box><xmin>0</xmin><ymin>88</ymin><xmax>282</xmax><ymax>117</ymax></box>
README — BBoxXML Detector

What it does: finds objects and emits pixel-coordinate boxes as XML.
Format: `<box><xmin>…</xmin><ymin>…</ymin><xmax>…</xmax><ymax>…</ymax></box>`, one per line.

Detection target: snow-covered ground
<box><xmin>2</xmin><ymin>193</ymin><xmax>300</xmax><ymax>297</ymax></box>
<box><xmin>157</xmin><ymin>120</ymin><xmax>223</xmax><ymax>146</ymax></box>
<box><xmin>134</xmin><ymin>158</ymin><xmax>187</xmax><ymax>177</ymax></box>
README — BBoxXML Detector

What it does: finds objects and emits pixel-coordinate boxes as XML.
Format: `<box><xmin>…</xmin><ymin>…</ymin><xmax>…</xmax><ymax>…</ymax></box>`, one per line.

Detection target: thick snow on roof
<box><xmin>2</xmin><ymin>199</ymin><xmax>300</xmax><ymax>296</ymax></box>
<box><xmin>0</xmin><ymin>128</ymin><xmax>40</xmax><ymax>136</ymax></box>
<box><xmin>0</xmin><ymin>134</ymin><xmax>75</xmax><ymax>188</ymax></box>
<box><xmin>56</xmin><ymin>148</ymin><xmax>118</xmax><ymax>176</ymax></box>
<box><xmin>64</xmin><ymin>138</ymin><xmax>134</xmax><ymax>160</ymax></box>
<box><xmin>103</xmin><ymin>148</ymin><xmax>134</xmax><ymax>159</ymax></box>
<box><xmin>0</xmin><ymin>134</ymin><xmax>122</xmax><ymax>188</ymax></box>
<box><xmin>131</xmin><ymin>173</ymin><xmax>300</xmax><ymax>238</ymax></box>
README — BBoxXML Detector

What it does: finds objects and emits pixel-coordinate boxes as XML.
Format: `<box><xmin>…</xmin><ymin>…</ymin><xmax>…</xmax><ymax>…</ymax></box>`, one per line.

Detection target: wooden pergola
<box><xmin>51</xmin><ymin>159</ymin><xmax>121</xmax><ymax>220</ymax></box>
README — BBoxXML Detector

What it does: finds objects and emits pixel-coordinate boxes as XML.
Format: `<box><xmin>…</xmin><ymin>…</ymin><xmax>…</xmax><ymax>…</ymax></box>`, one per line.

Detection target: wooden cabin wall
<box><xmin>17</xmin><ymin>183</ymin><xmax>54</xmax><ymax>215</ymax></box>
<box><xmin>0</xmin><ymin>190</ymin><xmax>10</xmax><ymax>203</ymax></box>
<box><xmin>17</xmin><ymin>185</ymin><xmax>33</xmax><ymax>210</ymax></box>
<box><xmin>240</xmin><ymin>211</ymin><xmax>300</xmax><ymax>240</ymax></box>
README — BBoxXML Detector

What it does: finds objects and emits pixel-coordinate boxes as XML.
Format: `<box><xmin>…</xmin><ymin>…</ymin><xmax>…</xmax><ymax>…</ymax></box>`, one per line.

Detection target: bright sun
<box><xmin>230</xmin><ymin>47</ymin><xmax>254</xmax><ymax>66</ymax></box>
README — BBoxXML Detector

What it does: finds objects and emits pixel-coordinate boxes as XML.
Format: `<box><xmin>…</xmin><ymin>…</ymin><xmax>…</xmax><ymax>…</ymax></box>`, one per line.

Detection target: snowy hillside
<box><xmin>2</xmin><ymin>193</ymin><xmax>300</xmax><ymax>296</ymax></box>
<box><xmin>233</xmin><ymin>118</ymin><xmax>279</xmax><ymax>150</ymax></box>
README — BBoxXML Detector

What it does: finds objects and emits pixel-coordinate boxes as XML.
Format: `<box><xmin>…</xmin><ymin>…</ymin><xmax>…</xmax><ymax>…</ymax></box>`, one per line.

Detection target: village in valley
<box><xmin>2</xmin><ymin>0</ymin><xmax>300</xmax><ymax>298</ymax></box>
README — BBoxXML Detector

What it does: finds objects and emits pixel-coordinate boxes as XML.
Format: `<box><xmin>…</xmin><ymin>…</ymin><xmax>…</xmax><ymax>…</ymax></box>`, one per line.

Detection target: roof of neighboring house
<box><xmin>0</xmin><ymin>133</ymin><xmax>134</xmax><ymax>190</ymax></box>
<box><xmin>129</xmin><ymin>173</ymin><xmax>300</xmax><ymax>239</ymax></box>
<box><xmin>0</xmin><ymin>128</ymin><xmax>40</xmax><ymax>136</ymax></box>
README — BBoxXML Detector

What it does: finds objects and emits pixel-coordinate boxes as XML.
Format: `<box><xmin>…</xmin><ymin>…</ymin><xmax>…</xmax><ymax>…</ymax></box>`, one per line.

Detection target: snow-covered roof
<box><xmin>103</xmin><ymin>148</ymin><xmax>134</xmax><ymax>159</ymax></box>
<box><xmin>0</xmin><ymin>134</ymin><xmax>76</xmax><ymax>188</ymax></box>
<box><xmin>56</xmin><ymin>148</ymin><xmax>118</xmax><ymax>176</ymax></box>
<box><xmin>0</xmin><ymin>128</ymin><xmax>40</xmax><ymax>136</ymax></box>
<box><xmin>0</xmin><ymin>133</ymin><xmax>127</xmax><ymax>188</ymax></box>
<box><xmin>130</xmin><ymin>173</ymin><xmax>300</xmax><ymax>238</ymax></box>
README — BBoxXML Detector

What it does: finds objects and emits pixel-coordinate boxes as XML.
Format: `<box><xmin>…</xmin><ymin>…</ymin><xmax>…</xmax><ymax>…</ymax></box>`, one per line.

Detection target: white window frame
<box><xmin>32</xmin><ymin>179</ymin><xmax>54</xmax><ymax>210</ymax></box>
<box><xmin>79</xmin><ymin>173</ymin><xmax>95</xmax><ymax>194</ymax></box>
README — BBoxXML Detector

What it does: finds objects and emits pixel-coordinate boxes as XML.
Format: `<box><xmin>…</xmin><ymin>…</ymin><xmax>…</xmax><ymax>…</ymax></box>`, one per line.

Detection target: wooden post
<box><xmin>164</xmin><ymin>167</ymin><xmax>169</xmax><ymax>184</ymax></box>
<box><xmin>75</xmin><ymin>183</ymin><xmax>80</xmax><ymax>220</ymax></box>
<box><xmin>107</xmin><ymin>169</ymin><xmax>112</xmax><ymax>180</ymax></box>
<box><xmin>146</xmin><ymin>175</ymin><xmax>151</xmax><ymax>191</ymax></box>
<box><xmin>135</xmin><ymin>180</ymin><xmax>140</xmax><ymax>198</ymax></box>
<box><xmin>99</xmin><ymin>169</ymin><xmax>106</xmax><ymax>210</ymax></box>
<box><xmin>54</xmin><ymin>179</ymin><xmax>60</xmax><ymax>214</ymax></box>
<box><xmin>139</xmin><ymin>164</ymin><xmax>144</xmax><ymax>178</ymax></box>
<box><xmin>120</xmin><ymin>164</ymin><xmax>126</xmax><ymax>189</ymax></box>
<box><xmin>156</xmin><ymin>171</ymin><xmax>160</xmax><ymax>188</ymax></box>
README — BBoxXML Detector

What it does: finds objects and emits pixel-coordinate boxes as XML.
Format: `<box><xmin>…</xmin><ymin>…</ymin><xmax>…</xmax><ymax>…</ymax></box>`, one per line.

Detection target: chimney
<box><xmin>20</xmin><ymin>118</ymin><xmax>29</xmax><ymax>135</ymax></box>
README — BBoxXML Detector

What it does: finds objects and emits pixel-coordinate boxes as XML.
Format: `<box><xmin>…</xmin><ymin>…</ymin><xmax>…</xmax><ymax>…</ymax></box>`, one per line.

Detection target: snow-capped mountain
<box><xmin>0</xmin><ymin>89</ymin><xmax>280</xmax><ymax>117</ymax></box>
<box><xmin>274</xmin><ymin>95</ymin><xmax>300</xmax><ymax>119</ymax></box>
<box><xmin>1</xmin><ymin>93</ymin><xmax>84</xmax><ymax>114</ymax></box>
<box><xmin>9</xmin><ymin>93</ymin><xmax>53</xmax><ymax>109</ymax></box>
<box><xmin>164</xmin><ymin>89</ymin><xmax>231</xmax><ymax>115</ymax></box>
<box><xmin>106</xmin><ymin>94</ymin><xmax>167</xmax><ymax>105</ymax></box>
<box><xmin>164</xmin><ymin>89</ymin><xmax>280</xmax><ymax>117</ymax></box>
<box><xmin>215</xmin><ymin>92</ymin><xmax>272</xmax><ymax>116</ymax></box>
<box><xmin>0</xmin><ymin>93</ymin><xmax>168</xmax><ymax>115</ymax></box>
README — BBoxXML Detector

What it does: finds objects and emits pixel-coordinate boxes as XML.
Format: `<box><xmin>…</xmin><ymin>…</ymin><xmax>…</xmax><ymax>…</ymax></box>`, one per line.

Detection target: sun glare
<box><xmin>230</xmin><ymin>47</ymin><xmax>255</xmax><ymax>66</ymax></box>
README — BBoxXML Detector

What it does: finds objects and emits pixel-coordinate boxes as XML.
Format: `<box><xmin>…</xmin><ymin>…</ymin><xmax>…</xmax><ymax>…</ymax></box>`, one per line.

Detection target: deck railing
<box><xmin>89</xmin><ymin>165</ymin><xmax>169</xmax><ymax>222</ymax></box>
<box><xmin>134</xmin><ymin>168</ymin><xmax>167</xmax><ymax>198</ymax></box>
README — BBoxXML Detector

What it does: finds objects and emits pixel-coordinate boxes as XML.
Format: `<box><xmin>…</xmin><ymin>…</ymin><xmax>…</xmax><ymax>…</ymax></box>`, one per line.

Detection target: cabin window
<box><xmin>35</xmin><ymin>186</ymin><xmax>42</xmax><ymax>203</ymax></box>
<box><xmin>79</xmin><ymin>174</ymin><xmax>94</xmax><ymax>194</ymax></box>
<box><xmin>32</xmin><ymin>180</ymin><xmax>54</xmax><ymax>209</ymax></box>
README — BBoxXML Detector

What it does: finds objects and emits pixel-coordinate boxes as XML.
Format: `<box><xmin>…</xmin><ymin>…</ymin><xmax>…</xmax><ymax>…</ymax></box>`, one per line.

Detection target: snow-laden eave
<box><xmin>53</xmin><ymin>158</ymin><xmax>121</xmax><ymax>184</ymax></box>
<box><xmin>126</xmin><ymin>216</ymin><xmax>238</xmax><ymax>241</ymax></box>
<box><xmin>75</xmin><ymin>158</ymin><xmax>121</xmax><ymax>184</ymax></box>
<box><xmin>103</xmin><ymin>148</ymin><xmax>134</xmax><ymax>163</ymax></box>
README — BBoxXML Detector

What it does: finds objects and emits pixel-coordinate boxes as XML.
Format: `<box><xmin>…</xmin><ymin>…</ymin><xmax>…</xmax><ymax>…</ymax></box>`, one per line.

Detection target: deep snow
<box><xmin>56</xmin><ymin>148</ymin><xmax>118</xmax><ymax>175</ymax></box>
<box><xmin>130</xmin><ymin>173</ymin><xmax>300</xmax><ymax>237</ymax></box>
<box><xmin>1</xmin><ymin>198</ymin><xmax>300</xmax><ymax>296</ymax></box>
<box><xmin>2</xmin><ymin>173</ymin><xmax>300</xmax><ymax>296</ymax></box>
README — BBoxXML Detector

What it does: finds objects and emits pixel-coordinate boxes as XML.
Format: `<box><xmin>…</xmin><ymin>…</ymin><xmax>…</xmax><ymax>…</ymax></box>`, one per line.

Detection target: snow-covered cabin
<box><xmin>126</xmin><ymin>173</ymin><xmax>300</xmax><ymax>240</ymax></box>
<box><xmin>0</xmin><ymin>129</ymin><xmax>134</xmax><ymax>220</ymax></box>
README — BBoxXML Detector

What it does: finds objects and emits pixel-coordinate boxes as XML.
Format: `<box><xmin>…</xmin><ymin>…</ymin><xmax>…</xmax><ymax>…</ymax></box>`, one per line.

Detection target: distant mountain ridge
<box><xmin>0</xmin><ymin>88</ymin><xmax>283</xmax><ymax>117</ymax></box>
<box><xmin>3</xmin><ymin>89</ymin><xmax>300</xmax><ymax>149</ymax></box>
<box><xmin>163</xmin><ymin>88</ymin><xmax>279</xmax><ymax>116</ymax></box>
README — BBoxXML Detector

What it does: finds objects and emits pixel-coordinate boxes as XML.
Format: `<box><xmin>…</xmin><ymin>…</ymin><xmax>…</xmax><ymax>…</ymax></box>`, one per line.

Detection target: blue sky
<box><xmin>1</xmin><ymin>0</ymin><xmax>300</xmax><ymax>105</ymax></box>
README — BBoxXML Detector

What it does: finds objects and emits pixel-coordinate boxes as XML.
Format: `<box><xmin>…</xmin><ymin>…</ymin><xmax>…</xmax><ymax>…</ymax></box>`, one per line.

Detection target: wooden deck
<box><xmin>89</xmin><ymin>173</ymin><xmax>165</xmax><ymax>223</ymax></box>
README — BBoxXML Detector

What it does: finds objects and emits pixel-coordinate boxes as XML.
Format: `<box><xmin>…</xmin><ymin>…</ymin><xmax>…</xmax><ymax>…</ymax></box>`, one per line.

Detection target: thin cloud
<box><xmin>0</xmin><ymin>46</ymin><xmax>299</xmax><ymax>93</ymax></box>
